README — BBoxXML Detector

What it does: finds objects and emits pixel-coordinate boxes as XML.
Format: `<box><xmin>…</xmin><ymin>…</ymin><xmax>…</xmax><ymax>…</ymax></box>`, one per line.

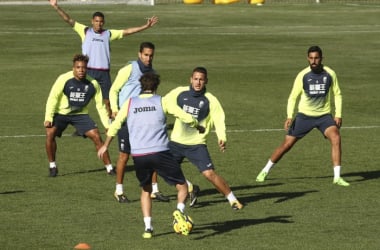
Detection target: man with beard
<box><xmin>256</xmin><ymin>46</ymin><xmax>350</xmax><ymax>187</ymax></box>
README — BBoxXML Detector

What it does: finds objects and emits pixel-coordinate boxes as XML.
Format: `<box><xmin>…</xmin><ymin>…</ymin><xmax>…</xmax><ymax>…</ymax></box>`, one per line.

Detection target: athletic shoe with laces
<box><xmin>114</xmin><ymin>192</ymin><xmax>130</xmax><ymax>203</ymax></box>
<box><xmin>172</xmin><ymin>210</ymin><xmax>190</xmax><ymax>236</ymax></box>
<box><xmin>142</xmin><ymin>228</ymin><xmax>153</xmax><ymax>239</ymax></box>
<box><xmin>333</xmin><ymin>177</ymin><xmax>350</xmax><ymax>187</ymax></box>
<box><xmin>49</xmin><ymin>167</ymin><xmax>58</xmax><ymax>177</ymax></box>
<box><xmin>151</xmin><ymin>192</ymin><xmax>170</xmax><ymax>202</ymax></box>
<box><xmin>188</xmin><ymin>184</ymin><xmax>200</xmax><ymax>207</ymax></box>
<box><xmin>230</xmin><ymin>200</ymin><xmax>244</xmax><ymax>210</ymax></box>
<box><xmin>256</xmin><ymin>170</ymin><xmax>268</xmax><ymax>182</ymax></box>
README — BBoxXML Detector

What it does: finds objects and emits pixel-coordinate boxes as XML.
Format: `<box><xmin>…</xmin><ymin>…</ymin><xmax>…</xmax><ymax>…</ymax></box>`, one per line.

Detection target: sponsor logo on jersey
<box><xmin>133</xmin><ymin>106</ymin><xmax>157</xmax><ymax>113</ymax></box>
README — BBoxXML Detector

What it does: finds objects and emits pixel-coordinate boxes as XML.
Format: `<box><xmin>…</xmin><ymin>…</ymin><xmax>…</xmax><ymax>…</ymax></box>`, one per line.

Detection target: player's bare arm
<box><xmin>49</xmin><ymin>0</ymin><xmax>75</xmax><ymax>27</ymax></box>
<box><xmin>122</xmin><ymin>16</ymin><xmax>159</xmax><ymax>36</ymax></box>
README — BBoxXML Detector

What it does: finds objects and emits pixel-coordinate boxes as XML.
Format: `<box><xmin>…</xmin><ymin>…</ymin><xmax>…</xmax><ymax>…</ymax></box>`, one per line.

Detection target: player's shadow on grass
<box><xmin>0</xmin><ymin>190</ymin><xmax>25</xmax><ymax>195</ymax></box>
<box><xmin>342</xmin><ymin>170</ymin><xmax>380</xmax><ymax>183</ymax></box>
<box><xmin>154</xmin><ymin>215</ymin><xmax>293</xmax><ymax>238</ymax></box>
<box><xmin>190</xmin><ymin>185</ymin><xmax>255</xmax><ymax>208</ymax></box>
<box><xmin>191</xmin><ymin>185</ymin><xmax>316</xmax><ymax>208</ymax></box>
<box><xmin>253</xmin><ymin>190</ymin><xmax>318</xmax><ymax>203</ymax></box>
<box><xmin>60</xmin><ymin>165</ymin><xmax>136</xmax><ymax>176</ymax></box>
<box><xmin>192</xmin><ymin>216</ymin><xmax>293</xmax><ymax>240</ymax></box>
<box><xmin>286</xmin><ymin>170</ymin><xmax>380</xmax><ymax>183</ymax></box>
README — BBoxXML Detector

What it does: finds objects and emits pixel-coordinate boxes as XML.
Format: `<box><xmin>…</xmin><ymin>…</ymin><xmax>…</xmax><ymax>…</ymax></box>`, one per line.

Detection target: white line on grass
<box><xmin>228</xmin><ymin>125</ymin><xmax>380</xmax><ymax>133</ymax></box>
<box><xmin>1</xmin><ymin>125</ymin><xmax>379</xmax><ymax>139</ymax></box>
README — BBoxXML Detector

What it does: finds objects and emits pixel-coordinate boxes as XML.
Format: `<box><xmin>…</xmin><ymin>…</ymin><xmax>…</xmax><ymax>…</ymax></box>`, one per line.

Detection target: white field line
<box><xmin>2</xmin><ymin>24</ymin><xmax>380</xmax><ymax>36</ymax></box>
<box><xmin>1</xmin><ymin>28</ymin><xmax>380</xmax><ymax>36</ymax></box>
<box><xmin>1</xmin><ymin>125</ymin><xmax>379</xmax><ymax>139</ymax></box>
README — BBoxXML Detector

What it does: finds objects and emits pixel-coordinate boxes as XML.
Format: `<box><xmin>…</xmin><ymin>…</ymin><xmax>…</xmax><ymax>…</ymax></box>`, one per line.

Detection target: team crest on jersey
<box><xmin>323</xmin><ymin>76</ymin><xmax>327</xmax><ymax>84</ymax></box>
<box><xmin>199</xmin><ymin>101</ymin><xmax>205</xmax><ymax>108</ymax></box>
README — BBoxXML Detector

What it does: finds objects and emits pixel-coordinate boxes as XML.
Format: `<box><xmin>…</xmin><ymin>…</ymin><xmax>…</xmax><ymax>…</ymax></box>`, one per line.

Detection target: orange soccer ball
<box><xmin>74</xmin><ymin>242</ymin><xmax>91</xmax><ymax>250</ymax></box>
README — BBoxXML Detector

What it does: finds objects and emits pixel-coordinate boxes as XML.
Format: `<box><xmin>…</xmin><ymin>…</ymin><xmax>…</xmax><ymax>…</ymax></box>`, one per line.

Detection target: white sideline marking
<box><xmin>1</xmin><ymin>126</ymin><xmax>379</xmax><ymax>139</ymax></box>
<box><xmin>229</xmin><ymin>126</ymin><xmax>380</xmax><ymax>133</ymax></box>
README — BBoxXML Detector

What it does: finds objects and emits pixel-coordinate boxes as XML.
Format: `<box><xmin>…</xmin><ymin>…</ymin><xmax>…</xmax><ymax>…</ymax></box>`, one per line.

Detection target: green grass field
<box><xmin>1</xmin><ymin>2</ymin><xmax>379</xmax><ymax>249</ymax></box>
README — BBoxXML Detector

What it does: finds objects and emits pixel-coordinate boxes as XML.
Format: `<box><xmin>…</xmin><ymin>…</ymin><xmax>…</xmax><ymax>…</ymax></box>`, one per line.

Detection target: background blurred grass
<box><xmin>0</xmin><ymin>2</ymin><xmax>379</xmax><ymax>249</ymax></box>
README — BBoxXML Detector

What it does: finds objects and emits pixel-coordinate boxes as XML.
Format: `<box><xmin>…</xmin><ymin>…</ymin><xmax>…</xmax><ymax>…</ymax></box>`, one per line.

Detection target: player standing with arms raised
<box><xmin>48</xmin><ymin>0</ymin><xmax>158</xmax><ymax>118</ymax></box>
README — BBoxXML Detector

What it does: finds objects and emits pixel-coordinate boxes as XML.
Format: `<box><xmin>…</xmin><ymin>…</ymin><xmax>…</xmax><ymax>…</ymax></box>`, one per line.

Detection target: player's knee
<box><xmin>202</xmin><ymin>169</ymin><xmax>217</xmax><ymax>180</ymax></box>
<box><xmin>88</xmin><ymin>130</ymin><xmax>102</xmax><ymax>143</ymax></box>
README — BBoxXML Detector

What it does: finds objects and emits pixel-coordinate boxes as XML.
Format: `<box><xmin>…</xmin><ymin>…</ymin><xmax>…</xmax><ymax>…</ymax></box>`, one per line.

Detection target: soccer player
<box><xmin>48</xmin><ymin>0</ymin><xmax>158</xmax><ymax>118</ymax></box>
<box><xmin>98</xmin><ymin>72</ymin><xmax>204</xmax><ymax>238</ymax></box>
<box><xmin>256</xmin><ymin>45</ymin><xmax>350</xmax><ymax>187</ymax></box>
<box><xmin>109</xmin><ymin>42</ymin><xmax>168</xmax><ymax>203</ymax></box>
<box><xmin>165</xmin><ymin>66</ymin><xmax>244</xmax><ymax>210</ymax></box>
<box><xmin>44</xmin><ymin>54</ymin><xmax>114</xmax><ymax>177</ymax></box>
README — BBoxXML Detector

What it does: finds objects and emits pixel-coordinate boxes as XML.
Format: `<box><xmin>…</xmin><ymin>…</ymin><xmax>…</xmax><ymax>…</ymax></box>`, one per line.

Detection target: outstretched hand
<box><xmin>48</xmin><ymin>0</ymin><xmax>57</xmax><ymax>7</ymax></box>
<box><xmin>145</xmin><ymin>16</ymin><xmax>159</xmax><ymax>27</ymax></box>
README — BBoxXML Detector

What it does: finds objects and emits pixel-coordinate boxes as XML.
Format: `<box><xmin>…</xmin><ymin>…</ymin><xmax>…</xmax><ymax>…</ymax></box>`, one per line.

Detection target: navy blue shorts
<box><xmin>117</xmin><ymin>123</ymin><xmax>131</xmax><ymax>154</ymax></box>
<box><xmin>288</xmin><ymin>113</ymin><xmax>337</xmax><ymax>138</ymax></box>
<box><xmin>53</xmin><ymin>114</ymin><xmax>97</xmax><ymax>137</ymax></box>
<box><xmin>169</xmin><ymin>141</ymin><xmax>214</xmax><ymax>172</ymax></box>
<box><xmin>133</xmin><ymin>150</ymin><xmax>186</xmax><ymax>187</ymax></box>
<box><xmin>87</xmin><ymin>69</ymin><xmax>111</xmax><ymax>100</ymax></box>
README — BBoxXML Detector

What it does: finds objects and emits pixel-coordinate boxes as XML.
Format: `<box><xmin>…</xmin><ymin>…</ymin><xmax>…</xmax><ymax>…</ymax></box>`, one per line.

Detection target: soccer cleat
<box><xmin>114</xmin><ymin>192</ymin><xmax>130</xmax><ymax>203</ymax></box>
<box><xmin>256</xmin><ymin>170</ymin><xmax>268</xmax><ymax>182</ymax></box>
<box><xmin>142</xmin><ymin>228</ymin><xmax>153</xmax><ymax>239</ymax></box>
<box><xmin>107</xmin><ymin>168</ymin><xmax>116</xmax><ymax>176</ymax></box>
<box><xmin>151</xmin><ymin>192</ymin><xmax>170</xmax><ymax>202</ymax></box>
<box><xmin>49</xmin><ymin>167</ymin><xmax>58</xmax><ymax>177</ymax></box>
<box><xmin>230</xmin><ymin>200</ymin><xmax>244</xmax><ymax>210</ymax></box>
<box><xmin>173</xmin><ymin>210</ymin><xmax>190</xmax><ymax>236</ymax></box>
<box><xmin>188</xmin><ymin>185</ymin><xmax>200</xmax><ymax>207</ymax></box>
<box><xmin>333</xmin><ymin>177</ymin><xmax>350</xmax><ymax>187</ymax></box>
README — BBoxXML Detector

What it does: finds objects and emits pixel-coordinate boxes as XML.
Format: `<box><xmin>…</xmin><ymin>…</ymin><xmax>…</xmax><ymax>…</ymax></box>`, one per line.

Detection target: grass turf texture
<box><xmin>1</xmin><ymin>2</ymin><xmax>380</xmax><ymax>249</ymax></box>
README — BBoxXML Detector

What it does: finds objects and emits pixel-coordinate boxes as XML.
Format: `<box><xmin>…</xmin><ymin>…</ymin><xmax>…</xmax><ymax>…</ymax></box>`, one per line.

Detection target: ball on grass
<box><xmin>74</xmin><ymin>242</ymin><xmax>91</xmax><ymax>250</ymax></box>
<box><xmin>173</xmin><ymin>215</ymin><xmax>194</xmax><ymax>235</ymax></box>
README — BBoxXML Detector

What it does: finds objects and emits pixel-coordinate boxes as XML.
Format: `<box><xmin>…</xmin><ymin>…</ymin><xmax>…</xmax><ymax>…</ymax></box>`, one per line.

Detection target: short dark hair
<box><xmin>92</xmin><ymin>12</ymin><xmax>105</xmax><ymax>19</ymax></box>
<box><xmin>139</xmin><ymin>42</ymin><xmax>155</xmax><ymax>52</ymax></box>
<box><xmin>72</xmin><ymin>54</ymin><xmax>89</xmax><ymax>65</ymax></box>
<box><xmin>140</xmin><ymin>72</ymin><xmax>160</xmax><ymax>93</ymax></box>
<box><xmin>307</xmin><ymin>45</ymin><xmax>323</xmax><ymax>58</ymax></box>
<box><xmin>192</xmin><ymin>66</ymin><xmax>208</xmax><ymax>77</ymax></box>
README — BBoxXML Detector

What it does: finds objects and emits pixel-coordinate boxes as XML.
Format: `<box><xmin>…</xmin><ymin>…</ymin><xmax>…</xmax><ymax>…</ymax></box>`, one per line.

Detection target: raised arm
<box><xmin>48</xmin><ymin>0</ymin><xmax>75</xmax><ymax>27</ymax></box>
<box><xmin>121</xmin><ymin>16</ymin><xmax>159</xmax><ymax>36</ymax></box>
